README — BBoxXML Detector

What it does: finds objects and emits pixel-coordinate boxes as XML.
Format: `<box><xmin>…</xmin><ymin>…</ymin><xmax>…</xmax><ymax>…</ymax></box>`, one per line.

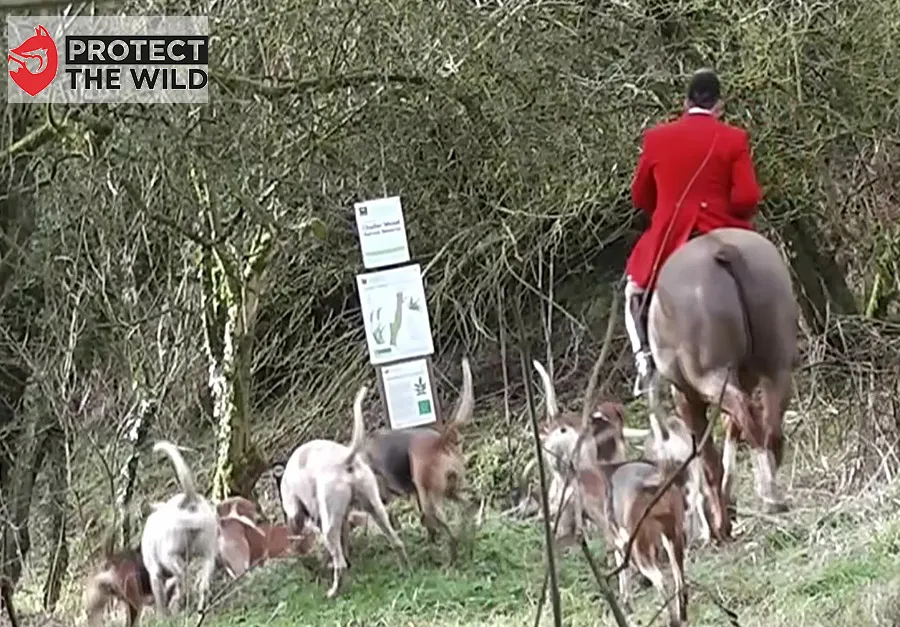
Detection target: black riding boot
<box><xmin>628</xmin><ymin>290</ymin><xmax>657</xmax><ymax>395</ymax></box>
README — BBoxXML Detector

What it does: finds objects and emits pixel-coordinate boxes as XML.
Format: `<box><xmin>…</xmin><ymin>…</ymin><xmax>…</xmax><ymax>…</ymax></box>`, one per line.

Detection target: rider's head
<box><xmin>685</xmin><ymin>68</ymin><xmax>723</xmax><ymax>117</ymax></box>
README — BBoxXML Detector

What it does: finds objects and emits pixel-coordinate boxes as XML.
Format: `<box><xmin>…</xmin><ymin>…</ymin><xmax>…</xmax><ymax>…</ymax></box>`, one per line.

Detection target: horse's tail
<box><xmin>714</xmin><ymin>244</ymin><xmax>760</xmax><ymax>367</ymax></box>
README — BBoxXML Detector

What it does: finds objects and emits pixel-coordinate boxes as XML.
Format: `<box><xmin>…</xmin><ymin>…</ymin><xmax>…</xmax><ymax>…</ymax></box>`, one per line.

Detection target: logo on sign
<box><xmin>6</xmin><ymin>16</ymin><xmax>209</xmax><ymax>104</ymax></box>
<box><xmin>8</xmin><ymin>25</ymin><xmax>58</xmax><ymax>97</ymax></box>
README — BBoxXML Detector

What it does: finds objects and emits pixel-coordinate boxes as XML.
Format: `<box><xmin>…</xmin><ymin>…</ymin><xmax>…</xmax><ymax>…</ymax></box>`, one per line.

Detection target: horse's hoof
<box><xmin>712</xmin><ymin>527</ymin><xmax>734</xmax><ymax>545</ymax></box>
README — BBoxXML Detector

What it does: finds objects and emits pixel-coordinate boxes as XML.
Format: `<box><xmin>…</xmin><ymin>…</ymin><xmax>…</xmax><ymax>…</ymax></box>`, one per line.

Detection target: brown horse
<box><xmin>647</xmin><ymin>227</ymin><xmax>798</xmax><ymax>542</ymax></box>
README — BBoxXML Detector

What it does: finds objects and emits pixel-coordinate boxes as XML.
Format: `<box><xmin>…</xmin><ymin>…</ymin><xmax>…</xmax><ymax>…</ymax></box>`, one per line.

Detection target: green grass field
<box><xmin>135</xmin><ymin>479</ymin><xmax>900</xmax><ymax>627</ymax></box>
<box><xmin>14</xmin><ymin>415</ymin><xmax>900</xmax><ymax>627</ymax></box>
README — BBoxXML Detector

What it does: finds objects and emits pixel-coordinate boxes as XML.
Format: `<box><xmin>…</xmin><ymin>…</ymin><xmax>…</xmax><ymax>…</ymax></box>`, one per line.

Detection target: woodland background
<box><xmin>2</xmin><ymin>0</ymin><xmax>900</xmax><ymax>624</ymax></box>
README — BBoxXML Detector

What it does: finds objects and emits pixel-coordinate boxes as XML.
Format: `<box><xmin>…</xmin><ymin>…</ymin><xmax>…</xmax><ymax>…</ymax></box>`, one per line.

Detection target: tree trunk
<box><xmin>41</xmin><ymin>423</ymin><xmax>68</xmax><ymax>612</ymax></box>
<box><xmin>781</xmin><ymin>215</ymin><xmax>858</xmax><ymax>335</ymax></box>
<box><xmin>0</xmin><ymin>357</ymin><xmax>29</xmax><ymax>619</ymax></box>
<box><xmin>0</xmin><ymin>360</ymin><xmax>29</xmax><ymax>498</ymax></box>
<box><xmin>2</xmin><ymin>421</ymin><xmax>50</xmax><ymax>589</ymax></box>
<box><xmin>191</xmin><ymin>164</ymin><xmax>274</xmax><ymax>499</ymax></box>
<box><xmin>117</xmin><ymin>398</ymin><xmax>154</xmax><ymax>543</ymax></box>
<box><xmin>200</xmin><ymin>245</ymin><xmax>267</xmax><ymax>500</ymax></box>
<box><xmin>1</xmin><ymin>581</ymin><xmax>19</xmax><ymax>627</ymax></box>
<box><xmin>0</xmin><ymin>106</ymin><xmax>39</xmax><ymax>619</ymax></box>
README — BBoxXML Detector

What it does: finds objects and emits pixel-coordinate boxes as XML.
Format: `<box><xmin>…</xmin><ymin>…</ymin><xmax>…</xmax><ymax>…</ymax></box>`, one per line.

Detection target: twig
<box><xmin>514</xmin><ymin>302</ymin><xmax>563</xmax><ymax>627</ymax></box>
<box><xmin>531</xmin><ymin>436</ymin><xmax>627</xmax><ymax>627</ymax></box>
<box><xmin>213</xmin><ymin>71</ymin><xmax>425</xmax><ymax>99</ymax></box>
<box><xmin>531</xmin><ymin>464</ymin><xmax>589</xmax><ymax>627</ymax></box>
<box><xmin>194</xmin><ymin>563</ymin><xmax>258</xmax><ymax>627</ymax></box>
<box><xmin>689</xmin><ymin>578</ymin><xmax>741</xmax><ymax>626</ymax></box>
<box><xmin>580</xmin><ymin>536</ymin><xmax>629</xmax><ymax>626</ymax></box>
<box><xmin>582</xmin><ymin>283</ymin><xmax>622</xmax><ymax>427</ymax></box>
<box><xmin>644</xmin><ymin>587</ymin><xmax>679</xmax><ymax>627</ymax></box>
<box><xmin>573</xmin><ymin>286</ymin><xmax>628</xmax><ymax>626</ymax></box>
<box><xmin>531</xmin><ymin>287</ymin><xmax>628</xmax><ymax>627</ymax></box>
<box><xmin>498</xmin><ymin>284</ymin><xmax>515</xmax><ymax>496</ymax></box>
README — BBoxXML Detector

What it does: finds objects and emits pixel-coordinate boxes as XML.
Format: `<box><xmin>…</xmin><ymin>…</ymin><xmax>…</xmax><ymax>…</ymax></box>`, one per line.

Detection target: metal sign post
<box><xmin>354</xmin><ymin>196</ymin><xmax>441</xmax><ymax>429</ymax></box>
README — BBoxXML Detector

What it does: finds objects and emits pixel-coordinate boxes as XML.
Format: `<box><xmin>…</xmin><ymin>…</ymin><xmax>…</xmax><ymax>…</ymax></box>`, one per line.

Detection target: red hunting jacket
<box><xmin>625</xmin><ymin>110</ymin><xmax>763</xmax><ymax>290</ymax></box>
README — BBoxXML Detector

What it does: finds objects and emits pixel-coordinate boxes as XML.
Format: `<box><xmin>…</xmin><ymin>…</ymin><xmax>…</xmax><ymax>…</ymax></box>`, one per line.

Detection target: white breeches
<box><xmin>624</xmin><ymin>276</ymin><xmax>646</xmax><ymax>355</ymax></box>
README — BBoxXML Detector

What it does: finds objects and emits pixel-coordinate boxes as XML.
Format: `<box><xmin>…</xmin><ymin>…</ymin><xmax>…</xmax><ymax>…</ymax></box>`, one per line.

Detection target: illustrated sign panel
<box><xmin>356</xmin><ymin>264</ymin><xmax>434</xmax><ymax>366</ymax></box>
<box><xmin>380</xmin><ymin>358</ymin><xmax>437</xmax><ymax>429</ymax></box>
<box><xmin>354</xmin><ymin>196</ymin><xmax>411</xmax><ymax>269</ymax></box>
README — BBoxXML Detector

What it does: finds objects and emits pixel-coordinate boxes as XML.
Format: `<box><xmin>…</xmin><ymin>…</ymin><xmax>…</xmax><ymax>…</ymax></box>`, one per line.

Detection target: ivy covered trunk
<box><xmin>193</xmin><ymin>165</ymin><xmax>269</xmax><ymax>500</ymax></box>
<box><xmin>117</xmin><ymin>396</ymin><xmax>153</xmax><ymax>542</ymax></box>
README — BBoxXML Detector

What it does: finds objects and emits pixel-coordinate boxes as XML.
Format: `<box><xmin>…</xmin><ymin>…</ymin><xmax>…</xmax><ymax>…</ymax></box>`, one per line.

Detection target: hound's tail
<box><xmin>344</xmin><ymin>385</ymin><xmax>368</xmax><ymax>466</ymax></box>
<box><xmin>531</xmin><ymin>360</ymin><xmax>560</xmax><ymax>421</ymax></box>
<box><xmin>153</xmin><ymin>440</ymin><xmax>198</xmax><ymax>503</ymax></box>
<box><xmin>440</xmin><ymin>357</ymin><xmax>474</xmax><ymax>447</ymax></box>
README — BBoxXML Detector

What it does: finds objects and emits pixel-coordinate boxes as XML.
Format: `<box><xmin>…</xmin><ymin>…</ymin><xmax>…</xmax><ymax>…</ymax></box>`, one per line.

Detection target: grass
<box><xmin>16</xmin><ymin>415</ymin><xmax>900</xmax><ymax>627</ymax></box>
<box><xmin>136</xmin><ymin>479</ymin><xmax>900</xmax><ymax>627</ymax></box>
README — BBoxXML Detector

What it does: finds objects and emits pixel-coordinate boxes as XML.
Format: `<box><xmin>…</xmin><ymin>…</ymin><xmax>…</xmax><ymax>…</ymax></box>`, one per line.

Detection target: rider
<box><xmin>624</xmin><ymin>68</ymin><xmax>763</xmax><ymax>396</ymax></box>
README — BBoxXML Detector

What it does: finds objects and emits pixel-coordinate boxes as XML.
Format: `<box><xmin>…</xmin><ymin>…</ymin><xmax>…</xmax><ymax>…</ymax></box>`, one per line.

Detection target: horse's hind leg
<box><xmin>672</xmin><ymin>386</ymin><xmax>730</xmax><ymax>542</ymax></box>
<box><xmin>755</xmin><ymin>372</ymin><xmax>791</xmax><ymax>513</ymax></box>
<box><xmin>702</xmin><ymin>371</ymin><xmax>770</xmax><ymax>517</ymax></box>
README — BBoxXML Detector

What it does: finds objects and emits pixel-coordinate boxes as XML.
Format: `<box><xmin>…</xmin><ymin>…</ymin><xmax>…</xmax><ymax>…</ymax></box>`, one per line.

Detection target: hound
<box><xmin>140</xmin><ymin>441</ymin><xmax>217</xmax><ymax>617</ymax></box>
<box><xmin>640</xmin><ymin>409</ymin><xmax>711</xmax><ymax>547</ymax></box>
<box><xmin>278</xmin><ymin>384</ymin><xmax>408</xmax><ymax>598</ymax></box>
<box><xmin>217</xmin><ymin>515</ymin><xmax>315</xmax><ymax>578</ymax></box>
<box><xmin>216</xmin><ymin>496</ymin><xmax>265</xmax><ymax>524</ymax></box>
<box><xmin>604</xmin><ymin>459</ymin><xmax>689</xmax><ymax>626</ymax></box>
<box><xmin>531</xmin><ymin>360</ymin><xmax>633</xmax><ymax>479</ymax></box>
<box><xmin>532</xmin><ymin>368</ymin><xmax>689</xmax><ymax>625</ymax></box>
<box><xmin>362</xmin><ymin>357</ymin><xmax>474</xmax><ymax>560</ymax></box>
<box><xmin>83</xmin><ymin>542</ymin><xmax>175</xmax><ymax>627</ymax></box>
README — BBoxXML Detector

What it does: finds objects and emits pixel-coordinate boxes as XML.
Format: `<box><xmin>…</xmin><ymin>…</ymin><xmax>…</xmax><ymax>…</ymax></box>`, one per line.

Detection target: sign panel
<box><xmin>356</xmin><ymin>264</ymin><xmax>434</xmax><ymax>365</ymax></box>
<box><xmin>354</xmin><ymin>196</ymin><xmax>411</xmax><ymax>269</ymax></box>
<box><xmin>380</xmin><ymin>358</ymin><xmax>437</xmax><ymax>429</ymax></box>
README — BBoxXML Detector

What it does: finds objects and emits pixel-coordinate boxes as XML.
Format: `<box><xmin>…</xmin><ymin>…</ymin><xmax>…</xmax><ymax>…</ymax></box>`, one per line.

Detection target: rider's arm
<box><xmin>631</xmin><ymin>131</ymin><xmax>657</xmax><ymax>214</ymax></box>
<box><xmin>730</xmin><ymin>130</ymin><xmax>762</xmax><ymax>219</ymax></box>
